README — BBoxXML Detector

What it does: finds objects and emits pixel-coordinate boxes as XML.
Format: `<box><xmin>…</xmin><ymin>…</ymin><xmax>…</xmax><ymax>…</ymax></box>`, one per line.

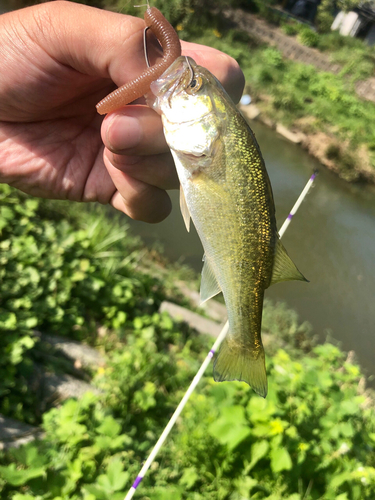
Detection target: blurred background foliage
<box><xmin>1</xmin><ymin>0</ymin><xmax>375</xmax><ymax>498</ymax></box>
<box><xmin>1</xmin><ymin>185</ymin><xmax>375</xmax><ymax>499</ymax></box>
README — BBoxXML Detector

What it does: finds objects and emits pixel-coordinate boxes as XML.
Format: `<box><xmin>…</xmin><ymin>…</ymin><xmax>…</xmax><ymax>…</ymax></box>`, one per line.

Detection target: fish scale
<box><xmin>150</xmin><ymin>56</ymin><xmax>306</xmax><ymax>397</ymax></box>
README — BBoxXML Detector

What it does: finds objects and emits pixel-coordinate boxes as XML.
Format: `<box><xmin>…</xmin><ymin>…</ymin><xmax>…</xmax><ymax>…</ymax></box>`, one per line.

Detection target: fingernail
<box><xmin>107</xmin><ymin>114</ymin><xmax>142</xmax><ymax>152</ymax></box>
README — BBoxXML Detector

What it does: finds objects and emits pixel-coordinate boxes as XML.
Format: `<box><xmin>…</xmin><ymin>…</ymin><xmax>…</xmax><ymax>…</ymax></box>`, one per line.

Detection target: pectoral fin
<box><xmin>269</xmin><ymin>239</ymin><xmax>308</xmax><ymax>286</ymax></box>
<box><xmin>200</xmin><ymin>256</ymin><xmax>221</xmax><ymax>304</ymax></box>
<box><xmin>180</xmin><ymin>185</ymin><xmax>190</xmax><ymax>232</ymax></box>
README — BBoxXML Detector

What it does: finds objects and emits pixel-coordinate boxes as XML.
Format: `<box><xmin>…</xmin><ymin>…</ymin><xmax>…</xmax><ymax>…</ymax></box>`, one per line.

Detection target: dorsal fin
<box><xmin>269</xmin><ymin>239</ymin><xmax>308</xmax><ymax>287</ymax></box>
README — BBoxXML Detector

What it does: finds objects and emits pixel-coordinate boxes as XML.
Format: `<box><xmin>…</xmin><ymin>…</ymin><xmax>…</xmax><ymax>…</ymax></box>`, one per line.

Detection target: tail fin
<box><xmin>213</xmin><ymin>339</ymin><xmax>267</xmax><ymax>398</ymax></box>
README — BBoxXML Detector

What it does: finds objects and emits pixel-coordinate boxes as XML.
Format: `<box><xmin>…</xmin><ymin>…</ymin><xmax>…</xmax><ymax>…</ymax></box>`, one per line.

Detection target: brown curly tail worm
<box><xmin>96</xmin><ymin>7</ymin><xmax>181</xmax><ymax>115</ymax></box>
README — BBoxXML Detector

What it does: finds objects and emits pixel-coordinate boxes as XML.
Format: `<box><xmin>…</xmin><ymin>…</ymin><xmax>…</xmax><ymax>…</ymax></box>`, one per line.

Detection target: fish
<box><xmin>149</xmin><ymin>56</ymin><xmax>306</xmax><ymax>397</ymax></box>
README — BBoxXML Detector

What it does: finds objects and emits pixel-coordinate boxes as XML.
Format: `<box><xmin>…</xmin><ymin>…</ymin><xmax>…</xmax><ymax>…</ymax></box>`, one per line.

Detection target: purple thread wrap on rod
<box><xmin>209</xmin><ymin>349</ymin><xmax>215</xmax><ymax>357</ymax></box>
<box><xmin>132</xmin><ymin>476</ymin><xmax>143</xmax><ymax>489</ymax></box>
<box><xmin>282</xmin><ymin>170</ymin><xmax>318</xmax><ymax>231</ymax></box>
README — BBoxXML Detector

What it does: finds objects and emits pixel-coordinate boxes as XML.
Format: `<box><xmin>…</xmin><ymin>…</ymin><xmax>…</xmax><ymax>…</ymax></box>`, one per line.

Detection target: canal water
<box><xmin>128</xmin><ymin>119</ymin><xmax>375</xmax><ymax>379</ymax></box>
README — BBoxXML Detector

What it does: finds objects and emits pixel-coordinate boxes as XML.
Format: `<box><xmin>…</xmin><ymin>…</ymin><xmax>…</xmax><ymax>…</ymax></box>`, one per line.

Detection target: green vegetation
<box><xmin>279</xmin><ymin>19</ymin><xmax>375</xmax><ymax>83</ymax></box>
<box><xmin>2</xmin><ymin>0</ymin><xmax>375</xmax><ymax>498</ymax></box>
<box><xmin>2</xmin><ymin>330</ymin><xmax>375</xmax><ymax>499</ymax></box>
<box><xmin>1</xmin><ymin>184</ymin><xmax>375</xmax><ymax>499</ymax></box>
<box><xmin>0</xmin><ymin>185</ymin><xmax>166</xmax><ymax>424</ymax></box>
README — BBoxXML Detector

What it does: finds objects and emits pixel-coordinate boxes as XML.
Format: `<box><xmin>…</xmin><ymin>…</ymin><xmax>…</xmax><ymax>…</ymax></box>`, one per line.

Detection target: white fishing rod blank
<box><xmin>279</xmin><ymin>170</ymin><xmax>317</xmax><ymax>238</ymax></box>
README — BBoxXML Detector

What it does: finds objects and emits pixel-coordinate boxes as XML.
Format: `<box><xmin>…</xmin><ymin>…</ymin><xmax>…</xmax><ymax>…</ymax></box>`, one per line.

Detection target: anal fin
<box><xmin>270</xmin><ymin>238</ymin><xmax>308</xmax><ymax>287</ymax></box>
<box><xmin>200</xmin><ymin>256</ymin><xmax>221</xmax><ymax>304</ymax></box>
<box><xmin>180</xmin><ymin>185</ymin><xmax>190</xmax><ymax>232</ymax></box>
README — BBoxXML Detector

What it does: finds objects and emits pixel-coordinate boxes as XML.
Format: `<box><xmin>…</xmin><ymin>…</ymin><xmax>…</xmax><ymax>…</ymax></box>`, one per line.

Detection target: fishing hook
<box><xmin>136</xmin><ymin>2</ymin><xmax>151</xmax><ymax>68</ymax></box>
<box><xmin>185</xmin><ymin>56</ymin><xmax>195</xmax><ymax>87</ymax></box>
<box><xmin>143</xmin><ymin>26</ymin><xmax>151</xmax><ymax>68</ymax></box>
<box><xmin>133</xmin><ymin>2</ymin><xmax>150</xmax><ymax>68</ymax></box>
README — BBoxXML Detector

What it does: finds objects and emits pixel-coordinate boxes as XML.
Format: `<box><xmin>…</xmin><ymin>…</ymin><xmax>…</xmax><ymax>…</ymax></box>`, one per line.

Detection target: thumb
<box><xmin>23</xmin><ymin>1</ymin><xmax>158</xmax><ymax>87</ymax></box>
<box><xmin>28</xmin><ymin>1</ymin><xmax>244</xmax><ymax>99</ymax></box>
<box><xmin>2</xmin><ymin>1</ymin><xmax>244</xmax><ymax>111</ymax></box>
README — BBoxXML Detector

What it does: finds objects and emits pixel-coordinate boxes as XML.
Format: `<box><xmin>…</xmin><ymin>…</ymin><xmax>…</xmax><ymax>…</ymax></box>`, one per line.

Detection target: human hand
<box><xmin>0</xmin><ymin>1</ymin><xmax>245</xmax><ymax>222</ymax></box>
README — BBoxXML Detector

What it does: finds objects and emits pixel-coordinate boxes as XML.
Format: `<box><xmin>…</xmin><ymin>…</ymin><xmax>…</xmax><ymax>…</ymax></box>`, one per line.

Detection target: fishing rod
<box><xmin>124</xmin><ymin>170</ymin><xmax>318</xmax><ymax>500</ymax></box>
<box><xmin>278</xmin><ymin>170</ymin><xmax>318</xmax><ymax>238</ymax></box>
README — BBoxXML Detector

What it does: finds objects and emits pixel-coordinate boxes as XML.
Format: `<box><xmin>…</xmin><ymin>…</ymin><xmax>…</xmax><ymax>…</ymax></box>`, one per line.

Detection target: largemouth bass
<box><xmin>149</xmin><ymin>56</ymin><xmax>306</xmax><ymax>397</ymax></box>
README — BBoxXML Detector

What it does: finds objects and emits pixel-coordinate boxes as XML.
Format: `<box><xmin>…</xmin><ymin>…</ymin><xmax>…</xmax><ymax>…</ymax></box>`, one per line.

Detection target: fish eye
<box><xmin>187</xmin><ymin>75</ymin><xmax>203</xmax><ymax>94</ymax></box>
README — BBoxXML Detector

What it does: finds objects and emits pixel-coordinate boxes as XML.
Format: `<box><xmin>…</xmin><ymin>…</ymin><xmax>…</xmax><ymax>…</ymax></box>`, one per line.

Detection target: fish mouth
<box><xmin>150</xmin><ymin>56</ymin><xmax>192</xmax><ymax>97</ymax></box>
<box><xmin>150</xmin><ymin>56</ymin><xmax>196</xmax><ymax>112</ymax></box>
<box><xmin>182</xmin><ymin>152</ymin><xmax>209</xmax><ymax>160</ymax></box>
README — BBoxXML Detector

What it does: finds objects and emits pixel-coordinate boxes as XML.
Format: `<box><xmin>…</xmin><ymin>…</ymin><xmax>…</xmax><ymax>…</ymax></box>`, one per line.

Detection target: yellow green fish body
<box><xmin>150</xmin><ymin>57</ymin><xmax>305</xmax><ymax>397</ymax></box>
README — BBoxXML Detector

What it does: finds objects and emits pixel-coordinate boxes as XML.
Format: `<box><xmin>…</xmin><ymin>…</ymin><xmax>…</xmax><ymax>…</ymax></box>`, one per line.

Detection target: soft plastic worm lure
<box><xmin>96</xmin><ymin>7</ymin><xmax>181</xmax><ymax>114</ymax></box>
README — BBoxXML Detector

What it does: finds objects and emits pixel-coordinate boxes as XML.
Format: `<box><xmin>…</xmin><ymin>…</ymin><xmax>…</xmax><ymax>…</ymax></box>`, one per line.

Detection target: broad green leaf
<box><xmin>330</xmin><ymin>472</ymin><xmax>349</xmax><ymax>489</ymax></box>
<box><xmin>10</xmin><ymin>444</ymin><xmax>47</xmax><ymax>468</ymax></box>
<box><xmin>234</xmin><ymin>476</ymin><xmax>258</xmax><ymax>496</ymax></box>
<box><xmin>246</xmin><ymin>440</ymin><xmax>269</xmax><ymax>472</ymax></box>
<box><xmin>247</xmin><ymin>396</ymin><xmax>276</xmax><ymax>422</ymax></box>
<box><xmin>71</xmin><ymin>271</ymin><xmax>85</xmax><ymax>282</ymax></box>
<box><xmin>96</xmin><ymin>474</ymin><xmax>113</xmax><ymax>491</ymax></box>
<box><xmin>209</xmin><ymin>383</ymin><xmax>237</xmax><ymax>406</ymax></box>
<box><xmin>0</xmin><ymin>464</ymin><xmax>45</xmax><ymax>486</ymax></box>
<box><xmin>24</xmin><ymin>317</ymin><xmax>38</xmax><ymax>329</ymax></box>
<box><xmin>335</xmin><ymin>494</ymin><xmax>349</xmax><ymax>500</ymax></box>
<box><xmin>270</xmin><ymin>447</ymin><xmax>292</xmax><ymax>473</ymax></box>
<box><xmin>1</xmin><ymin>206</ymin><xmax>15</xmax><ymax>220</ymax></box>
<box><xmin>340</xmin><ymin>421</ymin><xmax>355</xmax><ymax>438</ymax></box>
<box><xmin>220</xmin><ymin>405</ymin><xmax>248</xmax><ymax>426</ymax></box>
<box><xmin>0</xmin><ymin>311</ymin><xmax>17</xmax><ymax>330</ymax></box>
<box><xmin>209</xmin><ymin>417</ymin><xmax>251</xmax><ymax>450</ymax></box>
<box><xmin>82</xmin><ymin>493</ymin><xmax>96</xmax><ymax>500</ymax></box>
<box><xmin>96</xmin><ymin>416</ymin><xmax>121</xmax><ymax>437</ymax></box>
<box><xmin>95</xmin><ymin>434</ymin><xmax>128</xmax><ymax>451</ymax></box>
<box><xmin>83</xmin><ymin>484</ymin><xmax>108</xmax><ymax>500</ymax></box>
<box><xmin>25</xmin><ymin>198</ymin><xmax>39</xmax><ymax>212</ymax></box>
<box><xmin>340</xmin><ymin>399</ymin><xmax>360</xmax><ymax>416</ymax></box>
<box><xmin>106</xmin><ymin>458</ymin><xmax>129</xmax><ymax>492</ymax></box>
<box><xmin>9</xmin><ymin>336</ymin><xmax>36</xmax><ymax>365</ymax></box>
